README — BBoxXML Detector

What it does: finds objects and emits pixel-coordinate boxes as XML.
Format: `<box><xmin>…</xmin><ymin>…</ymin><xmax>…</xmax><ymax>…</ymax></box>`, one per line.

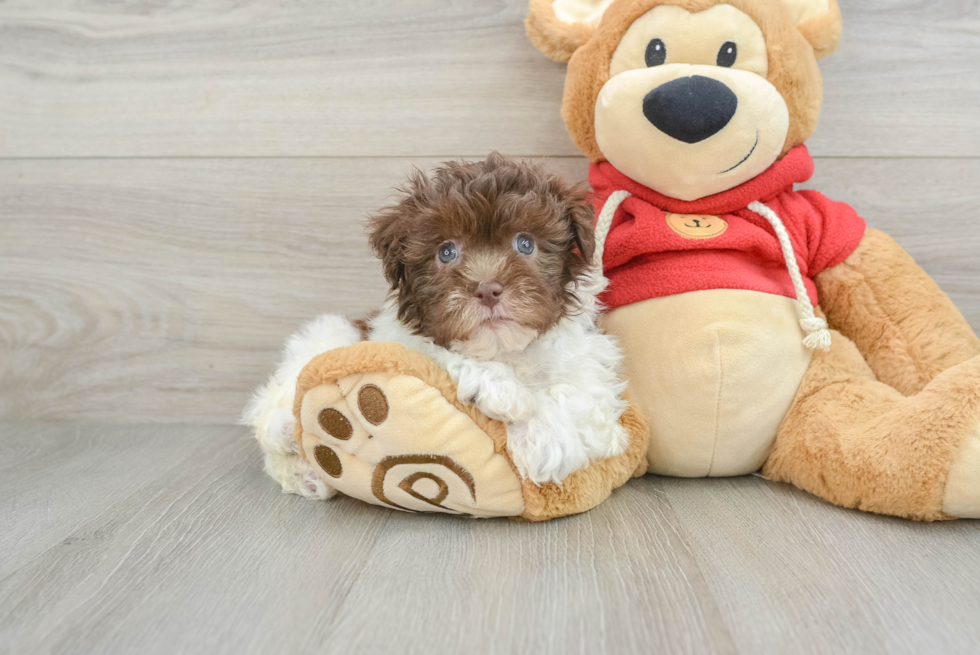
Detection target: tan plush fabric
<box><xmin>601</xmin><ymin>290</ymin><xmax>812</xmax><ymax>476</ymax></box>
<box><xmin>763</xmin><ymin>334</ymin><xmax>980</xmax><ymax>521</ymax></box>
<box><xmin>558</xmin><ymin>0</ymin><xmax>825</xmax><ymax>162</ymax></box>
<box><xmin>944</xmin><ymin>424</ymin><xmax>980</xmax><ymax>518</ymax></box>
<box><xmin>295</xmin><ymin>341</ymin><xmax>649</xmax><ymax>521</ymax></box>
<box><xmin>608</xmin><ymin>5</ymin><xmax>770</xmax><ymax>78</ymax></box>
<box><xmin>526</xmin><ymin>0</ymin><xmax>600</xmax><ymax>62</ymax></box>
<box><xmin>794</xmin><ymin>0</ymin><xmax>842</xmax><ymax>59</ymax></box>
<box><xmin>816</xmin><ymin>229</ymin><xmax>980</xmax><ymax>396</ymax></box>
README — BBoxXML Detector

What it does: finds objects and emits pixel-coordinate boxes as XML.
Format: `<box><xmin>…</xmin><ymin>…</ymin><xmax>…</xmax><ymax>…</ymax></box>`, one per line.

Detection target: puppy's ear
<box><xmin>367</xmin><ymin>209</ymin><xmax>406</xmax><ymax>289</ymax></box>
<box><xmin>781</xmin><ymin>0</ymin><xmax>843</xmax><ymax>59</ymax></box>
<box><xmin>367</xmin><ymin>170</ymin><xmax>428</xmax><ymax>289</ymax></box>
<box><xmin>525</xmin><ymin>0</ymin><xmax>613</xmax><ymax>62</ymax></box>
<box><xmin>562</xmin><ymin>193</ymin><xmax>596</xmax><ymax>266</ymax></box>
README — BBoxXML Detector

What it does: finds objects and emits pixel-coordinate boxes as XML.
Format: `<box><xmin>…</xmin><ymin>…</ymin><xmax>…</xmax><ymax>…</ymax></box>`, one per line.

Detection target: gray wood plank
<box><xmin>1</xmin><ymin>423</ymin><xmax>978</xmax><ymax>655</ymax></box>
<box><xmin>0</xmin><ymin>424</ymin><xmax>394</xmax><ymax>655</ymax></box>
<box><xmin>1</xmin><ymin>156</ymin><xmax>977</xmax><ymax>424</ymax></box>
<box><xmin>660</xmin><ymin>476</ymin><xmax>980</xmax><ymax>654</ymax></box>
<box><xmin>319</xmin><ymin>480</ymin><xmax>738</xmax><ymax>655</ymax></box>
<box><xmin>0</xmin><ymin>423</ymin><xmax>229</xmax><ymax>578</ymax></box>
<box><xmin>0</xmin><ymin>0</ymin><xmax>977</xmax><ymax>159</ymax></box>
<box><xmin>807</xmin><ymin>0</ymin><xmax>980</xmax><ymax>158</ymax></box>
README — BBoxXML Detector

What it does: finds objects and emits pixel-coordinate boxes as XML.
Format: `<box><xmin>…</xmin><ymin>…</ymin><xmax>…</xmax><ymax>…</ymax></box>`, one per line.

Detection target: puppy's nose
<box><xmin>474</xmin><ymin>281</ymin><xmax>504</xmax><ymax>308</ymax></box>
<box><xmin>642</xmin><ymin>75</ymin><xmax>737</xmax><ymax>144</ymax></box>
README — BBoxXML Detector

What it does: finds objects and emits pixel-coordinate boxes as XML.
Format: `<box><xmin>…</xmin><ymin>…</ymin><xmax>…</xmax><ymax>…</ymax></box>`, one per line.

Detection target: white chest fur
<box><xmin>367</xmin><ymin>299</ymin><xmax>630</xmax><ymax>483</ymax></box>
<box><xmin>601</xmin><ymin>289</ymin><xmax>813</xmax><ymax>477</ymax></box>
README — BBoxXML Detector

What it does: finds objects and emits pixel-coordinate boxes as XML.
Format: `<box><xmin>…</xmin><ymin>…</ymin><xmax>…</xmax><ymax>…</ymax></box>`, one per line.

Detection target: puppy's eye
<box><xmin>437</xmin><ymin>242</ymin><xmax>458</xmax><ymax>264</ymax></box>
<box><xmin>717</xmin><ymin>41</ymin><xmax>737</xmax><ymax>67</ymax></box>
<box><xmin>645</xmin><ymin>38</ymin><xmax>666</xmax><ymax>67</ymax></box>
<box><xmin>515</xmin><ymin>234</ymin><xmax>535</xmax><ymax>255</ymax></box>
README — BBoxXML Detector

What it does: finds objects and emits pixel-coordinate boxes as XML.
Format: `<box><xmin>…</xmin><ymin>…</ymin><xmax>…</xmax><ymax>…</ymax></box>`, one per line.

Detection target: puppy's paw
<box><xmin>506</xmin><ymin>411</ymin><xmax>590</xmax><ymax>485</ymax></box>
<box><xmin>300</xmin><ymin>467</ymin><xmax>337</xmax><ymax>500</ymax></box>
<box><xmin>260</xmin><ymin>446</ymin><xmax>337</xmax><ymax>500</ymax></box>
<box><xmin>454</xmin><ymin>360</ymin><xmax>534</xmax><ymax>422</ymax></box>
<box><xmin>476</xmin><ymin>388</ymin><xmax>535</xmax><ymax>424</ymax></box>
<box><xmin>267</xmin><ymin>407</ymin><xmax>298</xmax><ymax>453</ymax></box>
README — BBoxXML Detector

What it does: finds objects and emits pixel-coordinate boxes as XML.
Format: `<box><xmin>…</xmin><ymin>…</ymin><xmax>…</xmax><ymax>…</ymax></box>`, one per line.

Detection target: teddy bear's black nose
<box><xmin>642</xmin><ymin>75</ymin><xmax>738</xmax><ymax>144</ymax></box>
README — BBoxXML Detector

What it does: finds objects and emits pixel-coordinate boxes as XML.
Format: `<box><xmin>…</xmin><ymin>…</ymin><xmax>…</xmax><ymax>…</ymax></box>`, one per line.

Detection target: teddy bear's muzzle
<box><xmin>641</xmin><ymin>75</ymin><xmax>738</xmax><ymax>144</ymax></box>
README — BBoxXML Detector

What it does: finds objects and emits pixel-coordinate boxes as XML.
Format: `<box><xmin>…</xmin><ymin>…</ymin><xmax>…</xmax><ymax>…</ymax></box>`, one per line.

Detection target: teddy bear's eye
<box><xmin>717</xmin><ymin>41</ymin><xmax>737</xmax><ymax>67</ymax></box>
<box><xmin>645</xmin><ymin>38</ymin><xmax>666</xmax><ymax>67</ymax></box>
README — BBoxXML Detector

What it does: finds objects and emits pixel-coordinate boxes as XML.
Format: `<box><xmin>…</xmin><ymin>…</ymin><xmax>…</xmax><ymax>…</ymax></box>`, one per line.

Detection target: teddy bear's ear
<box><xmin>525</xmin><ymin>0</ymin><xmax>615</xmax><ymax>62</ymax></box>
<box><xmin>781</xmin><ymin>0</ymin><xmax>843</xmax><ymax>59</ymax></box>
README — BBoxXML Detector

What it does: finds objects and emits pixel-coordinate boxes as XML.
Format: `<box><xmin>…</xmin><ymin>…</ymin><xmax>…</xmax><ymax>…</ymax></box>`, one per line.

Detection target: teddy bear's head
<box><xmin>527</xmin><ymin>0</ymin><xmax>842</xmax><ymax>201</ymax></box>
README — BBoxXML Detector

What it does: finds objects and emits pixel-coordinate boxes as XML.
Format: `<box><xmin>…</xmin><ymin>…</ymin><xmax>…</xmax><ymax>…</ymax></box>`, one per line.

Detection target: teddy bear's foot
<box><xmin>766</xmin><ymin>342</ymin><xmax>980</xmax><ymax>521</ymax></box>
<box><xmin>296</xmin><ymin>344</ymin><xmax>526</xmax><ymax>517</ymax></box>
<box><xmin>293</xmin><ymin>341</ymin><xmax>649</xmax><ymax>521</ymax></box>
<box><xmin>943</xmin><ymin>398</ymin><xmax>980</xmax><ymax>519</ymax></box>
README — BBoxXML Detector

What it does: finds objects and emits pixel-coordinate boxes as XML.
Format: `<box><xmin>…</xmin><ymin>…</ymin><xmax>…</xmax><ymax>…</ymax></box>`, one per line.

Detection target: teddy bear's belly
<box><xmin>600</xmin><ymin>289</ymin><xmax>813</xmax><ymax>477</ymax></box>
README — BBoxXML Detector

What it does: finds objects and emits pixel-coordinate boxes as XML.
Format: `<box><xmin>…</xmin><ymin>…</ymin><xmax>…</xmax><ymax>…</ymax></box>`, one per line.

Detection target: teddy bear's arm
<box><xmin>815</xmin><ymin>228</ymin><xmax>980</xmax><ymax>395</ymax></box>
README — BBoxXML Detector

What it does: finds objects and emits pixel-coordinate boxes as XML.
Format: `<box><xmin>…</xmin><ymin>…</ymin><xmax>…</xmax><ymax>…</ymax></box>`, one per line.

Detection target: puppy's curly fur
<box><xmin>246</xmin><ymin>154</ymin><xmax>630</xmax><ymax>493</ymax></box>
<box><xmin>368</xmin><ymin>152</ymin><xmax>596</xmax><ymax>359</ymax></box>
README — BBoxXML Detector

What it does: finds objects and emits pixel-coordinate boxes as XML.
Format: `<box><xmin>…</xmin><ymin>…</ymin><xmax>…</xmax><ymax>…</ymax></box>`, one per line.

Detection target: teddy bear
<box><xmin>525</xmin><ymin>0</ymin><xmax>980</xmax><ymax>520</ymax></box>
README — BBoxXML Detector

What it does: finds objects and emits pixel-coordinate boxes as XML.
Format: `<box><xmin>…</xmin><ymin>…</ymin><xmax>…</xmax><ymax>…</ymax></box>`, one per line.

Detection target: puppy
<box><xmin>245</xmin><ymin>153</ymin><xmax>629</xmax><ymax>499</ymax></box>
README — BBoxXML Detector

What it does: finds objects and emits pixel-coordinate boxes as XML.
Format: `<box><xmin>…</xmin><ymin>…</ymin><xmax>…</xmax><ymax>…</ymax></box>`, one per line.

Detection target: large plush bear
<box><xmin>526</xmin><ymin>0</ymin><xmax>980</xmax><ymax>519</ymax></box>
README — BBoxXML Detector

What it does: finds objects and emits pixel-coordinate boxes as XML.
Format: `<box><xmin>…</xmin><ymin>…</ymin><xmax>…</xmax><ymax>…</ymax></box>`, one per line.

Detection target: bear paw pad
<box><xmin>298</xmin><ymin>370</ymin><xmax>525</xmax><ymax>517</ymax></box>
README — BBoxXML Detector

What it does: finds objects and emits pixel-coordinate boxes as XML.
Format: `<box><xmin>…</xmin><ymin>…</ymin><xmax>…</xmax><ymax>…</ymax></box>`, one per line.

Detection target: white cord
<box><xmin>748</xmin><ymin>201</ymin><xmax>832</xmax><ymax>351</ymax></box>
<box><xmin>593</xmin><ymin>190</ymin><xmax>631</xmax><ymax>273</ymax></box>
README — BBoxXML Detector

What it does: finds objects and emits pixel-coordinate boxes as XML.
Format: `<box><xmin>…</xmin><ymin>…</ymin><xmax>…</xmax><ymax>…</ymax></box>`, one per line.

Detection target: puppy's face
<box><xmin>368</xmin><ymin>153</ymin><xmax>595</xmax><ymax>359</ymax></box>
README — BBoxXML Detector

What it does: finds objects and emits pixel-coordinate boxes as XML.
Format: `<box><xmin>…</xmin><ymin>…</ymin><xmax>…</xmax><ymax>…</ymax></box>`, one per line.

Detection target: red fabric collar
<box><xmin>590</xmin><ymin>145</ymin><xmax>814</xmax><ymax>212</ymax></box>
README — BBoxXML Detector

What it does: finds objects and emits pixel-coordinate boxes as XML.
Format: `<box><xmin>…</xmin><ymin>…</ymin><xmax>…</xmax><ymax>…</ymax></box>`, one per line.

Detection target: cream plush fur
<box><xmin>601</xmin><ymin>289</ymin><xmax>812</xmax><ymax>476</ymax></box>
<box><xmin>247</xmin><ymin>270</ymin><xmax>630</xmax><ymax>494</ymax></box>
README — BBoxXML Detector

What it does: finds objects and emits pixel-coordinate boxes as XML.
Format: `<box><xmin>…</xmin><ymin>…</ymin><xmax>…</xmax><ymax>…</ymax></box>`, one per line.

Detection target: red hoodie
<box><xmin>590</xmin><ymin>145</ymin><xmax>866</xmax><ymax>311</ymax></box>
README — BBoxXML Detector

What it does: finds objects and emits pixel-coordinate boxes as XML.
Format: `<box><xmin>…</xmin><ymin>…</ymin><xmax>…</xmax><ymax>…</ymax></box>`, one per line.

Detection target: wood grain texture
<box><xmin>1</xmin><ymin>156</ymin><xmax>977</xmax><ymax>424</ymax></box>
<box><xmin>2</xmin><ymin>2</ymin><xmax>979</xmax><ymax>653</ymax></box>
<box><xmin>0</xmin><ymin>0</ymin><xmax>977</xmax><ymax>158</ymax></box>
<box><xmin>1</xmin><ymin>423</ymin><xmax>978</xmax><ymax>655</ymax></box>
<box><xmin>0</xmin><ymin>423</ymin><xmax>224</xmax><ymax>578</ymax></box>
<box><xmin>664</xmin><ymin>476</ymin><xmax>980</xmax><ymax>654</ymax></box>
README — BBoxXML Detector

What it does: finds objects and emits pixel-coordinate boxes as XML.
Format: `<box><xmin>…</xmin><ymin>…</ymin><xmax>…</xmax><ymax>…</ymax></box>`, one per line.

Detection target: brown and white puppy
<box><xmin>246</xmin><ymin>154</ymin><xmax>630</xmax><ymax>493</ymax></box>
<box><xmin>365</xmin><ymin>153</ymin><xmax>629</xmax><ymax>483</ymax></box>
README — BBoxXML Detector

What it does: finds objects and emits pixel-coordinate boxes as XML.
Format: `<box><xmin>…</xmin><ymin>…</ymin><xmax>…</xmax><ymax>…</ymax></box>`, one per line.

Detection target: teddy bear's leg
<box><xmin>762</xmin><ymin>331</ymin><xmax>980</xmax><ymax>520</ymax></box>
<box><xmin>816</xmin><ymin>228</ymin><xmax>980</xmax><ymax>395</ymax></box>
<box><xmin>294</xmin><ymin>341</ymin><xmax>649</xmax><ymax>520</ymax></box>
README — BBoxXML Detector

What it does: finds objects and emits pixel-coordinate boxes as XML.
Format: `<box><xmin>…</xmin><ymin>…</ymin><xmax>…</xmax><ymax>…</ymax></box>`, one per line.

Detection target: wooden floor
<box><xmin>2</xmin><ymin>423</ymin><xmax>979</xmax><ymax>654</ymax></box>
<box><xmin>1</xmin><ymin>1</ymin><xmax>979</xmax><ymax>653</ymax></box>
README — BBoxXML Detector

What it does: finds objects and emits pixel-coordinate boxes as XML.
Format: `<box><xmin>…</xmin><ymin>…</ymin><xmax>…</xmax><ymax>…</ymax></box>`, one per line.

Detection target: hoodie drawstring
<box><xmin>593</xmin><ymin>192</ymin><xmax>832</xmax><ymax>352</ymax></box>
<box><xmin>593</xmin><ymin>190</ymin><xmax>631</xmax><ymax>272</ymax></box>
<box><xmin>747</xmin><ymin>201</ymin><xmax>832</xmax><ymax>351</ymax></box>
